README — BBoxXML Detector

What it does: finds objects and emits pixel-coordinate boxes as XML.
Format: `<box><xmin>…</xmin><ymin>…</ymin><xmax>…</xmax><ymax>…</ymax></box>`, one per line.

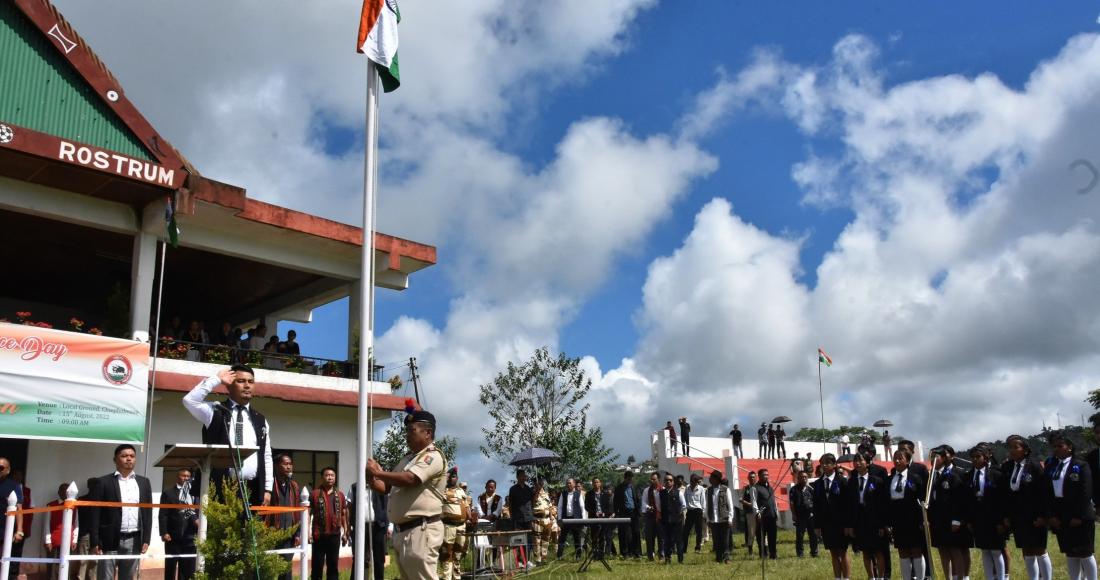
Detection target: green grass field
<box><xmin>338</xmin><ymin>528</ymin><xmax>1092</xmax><ymax>578</ymax></box>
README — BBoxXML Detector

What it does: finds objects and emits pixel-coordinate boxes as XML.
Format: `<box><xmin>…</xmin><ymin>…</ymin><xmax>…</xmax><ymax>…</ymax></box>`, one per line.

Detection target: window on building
<box><xmin>274</xmin><ymin>449</ymin><xmax>339</xmax><ymax>490</ymax></box>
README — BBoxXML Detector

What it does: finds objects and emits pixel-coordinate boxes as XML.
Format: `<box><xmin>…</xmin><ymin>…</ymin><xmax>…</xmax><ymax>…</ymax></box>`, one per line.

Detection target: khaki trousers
<box><xmin>395</xmin><ymin>520</ymin><xmax>444</xmax><ymax>580</ymax></box>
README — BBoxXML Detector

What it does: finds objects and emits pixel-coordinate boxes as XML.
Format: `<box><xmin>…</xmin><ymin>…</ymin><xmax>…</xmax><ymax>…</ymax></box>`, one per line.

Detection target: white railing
<box><xmin>0</xmin><ymin>486</ymin><xmax>311</xmax><ymax>577</ymax></box>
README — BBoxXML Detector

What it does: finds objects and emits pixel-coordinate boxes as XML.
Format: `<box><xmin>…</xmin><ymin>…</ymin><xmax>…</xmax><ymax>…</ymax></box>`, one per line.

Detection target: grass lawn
<box><xmin>337</xmin><ymin>528</ymin><xmax>1095</xmax><ymax>578</ymax></box>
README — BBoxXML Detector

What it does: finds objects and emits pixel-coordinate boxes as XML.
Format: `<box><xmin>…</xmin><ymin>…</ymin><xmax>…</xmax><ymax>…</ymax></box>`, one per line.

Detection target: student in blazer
<box><xmin>1003</xmin><ymin>434</ymin><xmax>1053</xmax><ymax>580</ymax></box>
<box><xmin>1046</xmin><ymin>431</ymin><xmax>1097</xmax><ymax>580</ymax></box>
<box><xmin>965</xmin><ymin>443</ymin><xmax>1009</xmax><ymax>580</ymax></box>
<box><xmin>845</xmin><ymin>452</ymin><xmax>889</xmax><ymax>580</ymax></box>
<box><xmin>927</xmin><ymin>445</ymin><xmax>972</xmax><ymax>580</ymax></box>
<box><xmin>886</xmin><ymin>449</ymin><xmax>928</xmax><ymax>580</ymax></box>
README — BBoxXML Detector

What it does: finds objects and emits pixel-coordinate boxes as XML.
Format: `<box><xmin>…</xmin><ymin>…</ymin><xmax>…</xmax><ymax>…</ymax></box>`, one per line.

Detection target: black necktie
<box><xmin>859</xmin><ymin>476</ymin><xmax>866</xmax><ymax>503</ymax></box>
<box><xmin>234</xmin><ymin>406</ymin><xmax>245</xmax><ymax>445</ymax></box>
<box><xmin>179</xmin><ymin>482</ymin><xmax>190</xmax><ymax>503</ymax></box>
<box><xmin>1012</xmin><ymin>463</ymin><xmax>1022</xmax><ymax>486</ymax></box>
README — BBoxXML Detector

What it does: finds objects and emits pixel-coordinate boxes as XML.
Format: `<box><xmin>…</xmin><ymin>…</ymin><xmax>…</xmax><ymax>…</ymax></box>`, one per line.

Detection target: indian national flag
<box><xmin>818</xmin><ymin>347</ymin><xmax>833</xmax><ymax>367</ymax></box>
<box><xmin>357</xmin><ymin>0</ymin><xmax>401</xmax><ymax>92</ymax></box>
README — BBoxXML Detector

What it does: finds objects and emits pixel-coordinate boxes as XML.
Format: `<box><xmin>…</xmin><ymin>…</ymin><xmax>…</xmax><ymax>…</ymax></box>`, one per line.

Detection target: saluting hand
<box><xmin>217</xmin><ymin>368</ymin><xmax>236</xmax><ymax>386</ymax></box>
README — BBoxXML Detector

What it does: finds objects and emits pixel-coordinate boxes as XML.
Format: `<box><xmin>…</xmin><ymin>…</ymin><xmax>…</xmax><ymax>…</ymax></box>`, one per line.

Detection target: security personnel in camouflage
<box><xmin>531</xmin><ymin>479</ymin><xmax>553</xmax><ymax>565</ymax></box>
<box><xmin>438</xmin><ymin>468</ymin><xmax>468</xmax><ymax>580</ymax></box>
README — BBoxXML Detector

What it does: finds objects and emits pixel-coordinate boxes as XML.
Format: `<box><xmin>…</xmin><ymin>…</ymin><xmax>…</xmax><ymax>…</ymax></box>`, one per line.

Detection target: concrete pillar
<box><xmin>347</xmin><ymin>282</ymin><xmax>361</xmax><ymax>361</ymax></box>
<box><xmin>129</xmin><ymin>230</ymin><xmax>158</xmax><ymax>342</ymax></box>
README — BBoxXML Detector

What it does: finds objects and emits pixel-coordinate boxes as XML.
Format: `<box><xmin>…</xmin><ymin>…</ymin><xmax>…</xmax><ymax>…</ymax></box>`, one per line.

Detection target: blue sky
<box><xmin>57</xmin><ymin>0</ymin><xmax>1100</xmax><ymax>483</ymax></box>
<box><xmin>290</xmin><ymin>1</ymin><xmax>1100</xmax><ymax>372</ymax></box>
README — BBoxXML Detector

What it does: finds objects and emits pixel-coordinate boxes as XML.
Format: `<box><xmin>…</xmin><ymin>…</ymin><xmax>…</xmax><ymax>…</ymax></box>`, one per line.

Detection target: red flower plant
<box><xmin>87</xmin><ymin>327</ymin><xmax>103</xmax><ymax>336</ymax></box>
<box><xmin>69</xmin><ymin>317</ymin><xmax>85</xmax><ymax>331</ymax></box>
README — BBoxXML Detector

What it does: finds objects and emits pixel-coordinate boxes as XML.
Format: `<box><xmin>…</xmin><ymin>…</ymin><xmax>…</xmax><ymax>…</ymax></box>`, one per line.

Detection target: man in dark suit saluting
<box><xmin>89</xmin><ymin>444</ymin><xmax>152</xmax><ymax>580</ymax></box>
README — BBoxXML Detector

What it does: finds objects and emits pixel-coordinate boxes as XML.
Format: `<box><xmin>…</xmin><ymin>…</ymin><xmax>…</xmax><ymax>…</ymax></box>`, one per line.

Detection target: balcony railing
<box><xmin>154</xmin><ymin>338</ymin><xmax>384</xmax><ymax>381</ymax></box>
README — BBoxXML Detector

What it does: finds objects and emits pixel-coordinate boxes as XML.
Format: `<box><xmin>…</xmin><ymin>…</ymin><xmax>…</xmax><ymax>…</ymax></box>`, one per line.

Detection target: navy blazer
<box><xmin>1046</xmin><ymin>457</ymin><xmax>1095</xmax><ymax>523</ymax></box>
<box><xmin>1001</xmin><ymin>458</ymin><xmax>1051</xmax><ymax>525</ymax></box>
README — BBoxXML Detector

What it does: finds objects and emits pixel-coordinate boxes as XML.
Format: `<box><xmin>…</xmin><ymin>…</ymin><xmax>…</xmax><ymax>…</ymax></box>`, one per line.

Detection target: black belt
<box><xmin>120</xmin><ymin>531</ymin><xmax>140</xmax><ymax>538</ymax></box>
<box><xmin>395</xmin><ymin>514</ymin><xmax>441</xmax><ymax>533</ymax></box>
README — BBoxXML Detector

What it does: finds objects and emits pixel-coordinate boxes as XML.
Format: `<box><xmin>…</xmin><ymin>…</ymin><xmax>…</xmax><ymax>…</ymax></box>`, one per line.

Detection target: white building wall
<box><xmin>20</xmin><ymin>390</ymin><xmax>389</xmax><ymax>568</ymax></box>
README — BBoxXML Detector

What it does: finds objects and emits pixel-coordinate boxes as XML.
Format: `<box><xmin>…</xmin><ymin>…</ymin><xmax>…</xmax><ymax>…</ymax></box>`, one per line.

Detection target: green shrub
<box><xmin>193</xmin><ymin>479</ymin><xmax>297</xmax><ymax>580</ymax></box>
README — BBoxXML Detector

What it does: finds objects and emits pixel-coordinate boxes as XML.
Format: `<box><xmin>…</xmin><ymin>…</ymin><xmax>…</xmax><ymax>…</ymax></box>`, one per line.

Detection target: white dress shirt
<box><xmin>1052</xmin><ymin>457</ymin><xmax>1070</xmax><ymax>498</ymax></box>
<box><xmin>973</xmin><ymin>467</ymin><xmax>986</xmax><ymax>498</ymax></box>
<box><xmin>685</xmin><ymin>484</ymin><xmax>706</xmax><ymax>510</ymax></box>
<box><xmin>473</xmin><ymin>494</ymin><xmax>503</xmax><ymax>520</ymax></box>
<box><xmin>708</xmin><ymin>486</ymin><xmax>734</xmax><ymax>524</ymax></box>
<box><xmin>890</xmin><ymin>469</ymin><xmax>908</xmax><ymax>500</ymax></box>
<box><xmin>556</xmin><ymin>490</ymin><xmax>587</xmax><ymax>520</ymax></box>
<box><xmin>183</xmin><ymin>376</ymin><xmax>274</xmax><ymax>492</ymax></box>
<box><xmin>116</xmin><ymin>471</ymin><xmax>140</xmax><ymax>533</ymax></box>
<box><xmin>1009</xmin><ymin>460</ymin><xmax>1026</xmax><ymax>492</ymax></box>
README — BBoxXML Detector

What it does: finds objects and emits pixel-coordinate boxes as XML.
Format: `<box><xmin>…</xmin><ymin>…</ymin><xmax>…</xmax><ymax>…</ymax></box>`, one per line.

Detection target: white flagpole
<box><xmin>354</xmin><ymin>59</ymin><xmax>381</xmax><ymax>580</ymax></box>
<box><xmin>818</xmin><ymin>357</ymin><xmax>827</xmax><ymax>455</ymax></box>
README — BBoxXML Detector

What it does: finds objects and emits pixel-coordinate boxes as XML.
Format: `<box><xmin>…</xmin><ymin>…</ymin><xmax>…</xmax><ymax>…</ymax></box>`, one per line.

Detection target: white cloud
<box><xmin>594</xmin><ymin>33</ymin><xmax>1100</xmax><ymax>460</ymax></box>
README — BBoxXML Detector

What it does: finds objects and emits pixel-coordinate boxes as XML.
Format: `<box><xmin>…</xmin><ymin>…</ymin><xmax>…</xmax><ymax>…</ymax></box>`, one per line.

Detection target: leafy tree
<box><xmin>194</xmin><ymin>479</ymin><xmax>294</xmax><ymax>580</ymax></box>
<box><xmin>372</xmin><ymin>412</ymin><xmax>458</xmax><ymax>471</ymax></box>
<box><xmin>791</xmin><ymin>425</ymin><xmax>902</xmax><ymax>444</ymax></box>
<box><xmin>479</xmin><ymin>347</ymin><xmax>617</xmax><ymax>484</ymax></box>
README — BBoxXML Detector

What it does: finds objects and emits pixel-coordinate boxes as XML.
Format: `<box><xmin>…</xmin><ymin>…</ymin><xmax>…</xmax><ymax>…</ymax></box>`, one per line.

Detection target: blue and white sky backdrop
<box><xmin>56</xmin><ymin>1</ymin><xmax>1100</xmax><ymax>484</ymax></box>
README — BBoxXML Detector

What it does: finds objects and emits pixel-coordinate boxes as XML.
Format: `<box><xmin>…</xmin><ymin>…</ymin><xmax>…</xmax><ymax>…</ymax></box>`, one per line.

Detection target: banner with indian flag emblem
<box><xmin>357</xmin><ymin>0</ymin><xmax>401</xmax><ymax>92</ymax></box>
<box><xmin>0</xmin><ymin>323</ymin><xmax>149</xmax><ymax>443</ymax></box>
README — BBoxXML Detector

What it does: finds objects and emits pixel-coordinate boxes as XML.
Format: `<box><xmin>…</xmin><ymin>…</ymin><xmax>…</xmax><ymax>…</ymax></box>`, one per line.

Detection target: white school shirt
<box><xmin>1052</xmin><ymin>457</ymin><xmax>1070</xmax><ymax>498</ymax></box>
<box><xmin>1009</xmin><ymin>460</ymin><xmax>1026</xmax><ymax>492</ymax></box>
<box><xmin>973</xmin><ymin>467</ymin><xmax>986</xmax><ymax>498</ymax></box>
<box><xmin>890</xmin><ymin>469</ymin><xmax>908</xmax><ymax>500</ymax></box>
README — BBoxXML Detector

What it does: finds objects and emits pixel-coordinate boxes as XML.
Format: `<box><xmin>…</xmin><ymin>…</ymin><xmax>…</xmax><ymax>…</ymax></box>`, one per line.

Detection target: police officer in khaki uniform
<box><xmin>531</xmin><ymin>479</ymin><xmax>553</xmax><ymax>565</ymax></box>
<box><xmin>439</xmin><ymin>468</ymin><xmax>469</xmax><ymax>579</ymax></box>
<box><xmin>367</xmin><ymin>409</ymin><xmax>447</xmax><ymax>580</ymax></box>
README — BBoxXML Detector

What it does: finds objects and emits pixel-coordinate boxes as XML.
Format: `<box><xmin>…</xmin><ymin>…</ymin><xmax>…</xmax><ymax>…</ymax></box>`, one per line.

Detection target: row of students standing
<box><xmin>808</xmin><ymin>432</ymin><xmax>1096</xmax><ymax>580</ymax></box>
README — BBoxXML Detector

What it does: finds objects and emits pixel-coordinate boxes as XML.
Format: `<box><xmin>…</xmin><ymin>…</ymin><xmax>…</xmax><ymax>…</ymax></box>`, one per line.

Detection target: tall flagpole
<box><xmin>354</xmin><ymin>59</ymin><xmax>381</xmax><ymax>580</ymax></box>
<box><xmin>818</xmin><ymin>358</ymin><xmax>827</xmax><ymax>454</ymax></box>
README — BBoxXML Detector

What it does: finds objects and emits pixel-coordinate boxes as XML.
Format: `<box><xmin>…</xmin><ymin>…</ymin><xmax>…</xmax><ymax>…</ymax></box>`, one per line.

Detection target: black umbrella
<box><xmin>873</xmin><ymin>419</ymin><xmax>893</xmax><ymax>428</ymax></box>
<box><xmin>508</xmin><ymin>447</ymin><xmax>561</xmax><ymax>467</ymax></box>
<box><xmin>771</xmin><ymin>415</ymin><xmax>792</xmax><ymax>423</ymax></box>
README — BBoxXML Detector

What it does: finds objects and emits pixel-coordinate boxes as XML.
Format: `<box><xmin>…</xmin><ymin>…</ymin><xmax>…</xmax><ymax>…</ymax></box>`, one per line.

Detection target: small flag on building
<box><xmin>818</xmin><ymin>347</ymin><xmax>832</xmax><ymax>367</ymax></box>
<box><xmin>357</xmin><ymin>0</ymin><xmax>401</xmax><ymax>92</ymax></box>
<box><xmin>164</xmin><ymin>194</ymin><xmax>179</xmax><ymax>248</ymax></box>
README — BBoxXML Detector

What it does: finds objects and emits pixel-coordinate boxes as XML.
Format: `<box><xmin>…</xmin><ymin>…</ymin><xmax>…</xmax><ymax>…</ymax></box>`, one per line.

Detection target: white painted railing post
<box><xmin>58</xmin><ymin>481</ymin><xmax>79</xmax><ymax>578</ymax></box>
<box><xmin>299</xmin><ymin>486</ymin><xmax>310</xmax><ymax>580</ymax></box>
<box><xmin>1</xmin><ymin>491</ymin><xmax>16</xmax><ymax>579</ymax></box>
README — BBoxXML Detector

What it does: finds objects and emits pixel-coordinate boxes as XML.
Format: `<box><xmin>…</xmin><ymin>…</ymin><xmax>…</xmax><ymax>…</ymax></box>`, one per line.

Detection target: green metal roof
<box><xmin>0</xmin><ymin>2</ymin><xmax>151</xmax><ymax>160</ymax></box>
